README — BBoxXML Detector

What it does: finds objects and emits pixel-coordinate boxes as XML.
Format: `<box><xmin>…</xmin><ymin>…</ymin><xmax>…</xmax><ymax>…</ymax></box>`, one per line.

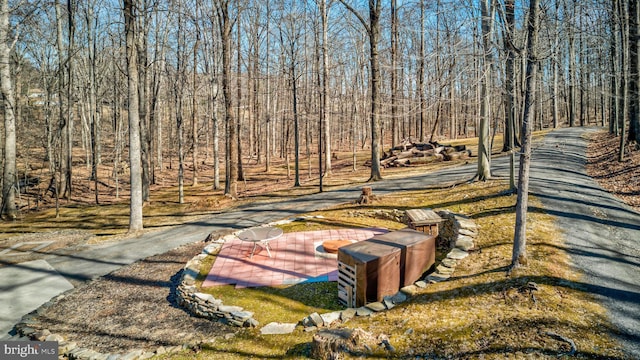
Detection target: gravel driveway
<box><xmin>500</xmin><ymin>127</ymin><xmax>640</xmax><ymax>359</ymax></box>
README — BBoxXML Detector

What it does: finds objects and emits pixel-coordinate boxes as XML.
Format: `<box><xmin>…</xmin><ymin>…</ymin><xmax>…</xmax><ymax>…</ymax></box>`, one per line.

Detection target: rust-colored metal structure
<box><xmin>368</xmin><ymin>228</ymin><xmax>436</xmax><ymax>286</ymax></box>
<box><xmin>337</xmin><ymin>228</ymin><xmax>436</xmax><ymax>307</ymax></box>
<box><xmin>337</xmin><ymin>240</ymin><xmax>401</xmax><ymax>307</ymax></box>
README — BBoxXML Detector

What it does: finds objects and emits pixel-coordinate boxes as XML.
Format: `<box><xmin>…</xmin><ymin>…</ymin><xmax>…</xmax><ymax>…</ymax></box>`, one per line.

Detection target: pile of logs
<box><xmin>366</xmin><ymin>141</ymin><xmax>472</xmax><ymax>168</ymax></box>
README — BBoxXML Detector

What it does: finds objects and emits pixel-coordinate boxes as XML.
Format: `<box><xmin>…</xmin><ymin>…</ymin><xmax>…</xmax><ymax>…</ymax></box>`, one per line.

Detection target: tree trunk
<box><xmin>620</xmin><ymin>0</ymin><xmax>629</xmax><ymax>161</ymax></box>
<box><xmin>567</xmin><ymin>0</ymin><xmax>577</xmax><ymax>127</ymax></box>
<box><xmin>477</xmin><ymin>0</ymin><xmax>492</xmax><ymax>181</ymax></box>
<box><xmin>138</xmin><ymin>0</ymin><xmax>150</xmax><ymax>202</ymax></box>
<box><xmin>502</xmin><ymin>0</ymin><xmax>519</xmax><ymax>151</ymax></box>
<box><xmin>292</xmin><ymin>55</ymin><xmax>301</xmax><ymax>187</ymax></box>
<box><xmin>512</xmin><ymin>0</ymin><xmax>540</xmax><ymax>268</ymax></box>
<box><xmin>418</xmin><ymin>0</ymin><xmax>426</xmax><ymax>142</ymax></box>
<box><xmin>192</xmin><ymin>5</ymin><xmax>200</xmax><ymax>187</ymax></box>
<box><xmin>629</xmin><ymin>0</ymin><xmax>640</xmax><ymax>143</ymax></box>
<box><xmin>65</xmin><ymin>0</ymin><xmax>75</xmax><ymax>200</ymax></box>
<box><xmin>321</xmin><ymin>0</ymin><xmax>331</xmax><ymax>177</ymax></box>
<box><xmin>86</xmin><ymin>2</ymin><xmax>99</xmax><ymax>204</ymax></box>
<box><xmin>0</xmin><ymin>0</ymin><xmax>17</xmax><ymax>219</ymax></box>
<box><xmin>391</xmin><ymin>0</ymin><xmax>399</xmax><ymax>148</ymax></box>
<box><xmin>125</xmin><ymin>0</ymin><xmax>144</xmax><ymax>232</ymax></box>
<box><xmin>217</xmin><ymin>0</ymin><xmax>238</xmax><ymax>199</ymax></box>
<box><xmin>338</xmin><ymin>0</ymin><xmax>383</xmax><ymax>181</ymax></box>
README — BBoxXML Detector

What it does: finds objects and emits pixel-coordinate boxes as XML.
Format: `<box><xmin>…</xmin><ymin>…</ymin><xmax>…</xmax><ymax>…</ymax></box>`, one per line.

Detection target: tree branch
<box><xmin>336</xmin><ymin>0</ymin><xmax>370</xmax><ymax>34</ymax></box>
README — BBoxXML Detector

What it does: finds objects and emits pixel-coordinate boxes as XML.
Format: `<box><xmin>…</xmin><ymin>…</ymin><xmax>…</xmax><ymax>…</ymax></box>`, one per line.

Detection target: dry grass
<box><xmin>157</xmin><ymin>180</ymin><xmax>626</xmax><ymax>360</ymax></box>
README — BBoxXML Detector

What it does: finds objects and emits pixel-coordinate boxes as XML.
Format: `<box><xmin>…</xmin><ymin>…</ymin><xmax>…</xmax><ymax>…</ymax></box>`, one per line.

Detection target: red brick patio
<box><xmin>202</xmin><ymin>228</ymin><xmax>386</xmax><ymax>288</ymax></box>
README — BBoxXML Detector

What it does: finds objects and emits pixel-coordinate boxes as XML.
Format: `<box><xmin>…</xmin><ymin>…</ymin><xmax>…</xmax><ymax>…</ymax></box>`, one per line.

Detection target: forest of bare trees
<box><xmin>1</xmin><ymin>0</ymin><xmax>639</xmax><ymax>232</ymax></box>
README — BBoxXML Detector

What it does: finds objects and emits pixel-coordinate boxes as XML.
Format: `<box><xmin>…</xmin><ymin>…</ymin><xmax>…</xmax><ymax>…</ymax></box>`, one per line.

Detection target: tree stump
<box><xmin>310</xmin><ymin>328</ymin><xmax>378</xmax><ymax>360</ymax></box>
<box><xmin>356</xmin><ymin>186</ymin><xmax>376</xmax><ymax>205</ymax></box>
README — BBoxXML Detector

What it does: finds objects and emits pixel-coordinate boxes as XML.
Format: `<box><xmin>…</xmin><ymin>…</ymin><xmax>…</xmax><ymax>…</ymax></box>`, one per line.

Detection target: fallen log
<box><xmin>396</xmin><ymin>150</ymin><xmax>415</xmax><ymax>159</ymax></box>
<box><xmin>393</xmin><ymin>158</ymin><xmax>411</xmax><ymax>166</ymax></box>
<box><xmin>380</xmin><ymin>156</ymin><xmax>398</xmax><ymax>167</ymax></box>
<box><xmin>443</xmin><ymin>150</ymin><xmax>471</xmax><ymax>161</ymax></box>
<box><xmin>407</xmin><ymin>154</ymin><xmax>444</xmax><ymax>165</ymax></box>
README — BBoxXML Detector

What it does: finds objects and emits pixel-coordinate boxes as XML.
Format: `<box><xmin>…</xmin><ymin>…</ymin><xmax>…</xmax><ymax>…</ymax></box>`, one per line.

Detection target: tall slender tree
<box><xmin>629</xmin><ymin>0</ymin><xmax>640</xmax><ymax>143</ymax></box>
<box><xmin>477</xmin><ymin>0</ymin><xmax>492</xmax><ymax>181</ymax></box>
<box><xmin>124</xmin><ymin>0</ymin><xmax>144</xmax><ymax>232</ymax></box>
<box><xmin>338</xmin><ymin>0</ymin><xmax>383</xmax><ymax>181</ymax></box>
<box><xmin>0</xmin><ymin>0</ymin><xmax>17</xmax><ymax>219</ymax></box>
<box><xmin>319</xmin><ymin>0</ymin><xmax>331</xmax><ymax>177</ymax></box>
<box><xmin>512</xmin><ymin>0</ymin><xmax>541</xmax><ymax>268</ymax></box>
<box><xmin>216</xmin><ymin>0</ymin><xmax>238</xmax><ymax>199</ymax></box>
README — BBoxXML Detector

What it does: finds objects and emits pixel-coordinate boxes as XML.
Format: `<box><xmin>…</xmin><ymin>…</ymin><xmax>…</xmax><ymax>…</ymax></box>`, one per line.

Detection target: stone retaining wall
<box><xmin>174</xmin><ymin>238</ymin><xmax>260</xmax><ymax>328</ymax></box>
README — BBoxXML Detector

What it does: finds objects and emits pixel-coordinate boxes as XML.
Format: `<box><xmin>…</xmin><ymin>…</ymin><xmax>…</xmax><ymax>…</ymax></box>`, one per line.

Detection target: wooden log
<box><xmin>443</xmin><ymin>150</ymin><xmax>471</xmax><ymax>161</ymax></box>
<box><xmin>394</xmin><ymin>158</ymin><xmax>411</xmax><ymax>166</ymax></box>
<box><xmin>414</xmin><ymin>142</ymin><xmax>434</xmax><ymax>151</ymax></box>
<box><xmin>442</xmin><ymin>146</ymin><xmax>456</xmax><ymax>154</ymax></box>
<box><xmin>396</xmin><ymin>150</ymin><xmax>415</xmax><ymax>159</ymax></box>
<box><xmin>380</xmin><ymin>156</ymin><xmax>398</xmax><ymax>167</ymax></box>
<box><xmin>411</xmin><ymin>149</ymin><xmax>438</xmax><ymax>157</ymax></box>
<box><xmin>407</xmin><ymin>154</ymin><xmax>444</xmax><ymax>165</ymax></box>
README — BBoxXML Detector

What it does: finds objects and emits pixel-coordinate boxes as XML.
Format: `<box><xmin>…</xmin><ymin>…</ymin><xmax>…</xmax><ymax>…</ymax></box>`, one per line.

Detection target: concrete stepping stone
<box><xmin>260</xmin><ymin>322</ymin><xmax>297</xmax><ymax>335</ymax></box>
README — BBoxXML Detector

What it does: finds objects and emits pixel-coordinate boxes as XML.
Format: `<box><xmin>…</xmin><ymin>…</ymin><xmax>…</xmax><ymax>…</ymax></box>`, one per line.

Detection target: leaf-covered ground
<box><xmin>586</xmin><ymin>131</ymin><xmax>640</xmax><ymax>212</ymax></box>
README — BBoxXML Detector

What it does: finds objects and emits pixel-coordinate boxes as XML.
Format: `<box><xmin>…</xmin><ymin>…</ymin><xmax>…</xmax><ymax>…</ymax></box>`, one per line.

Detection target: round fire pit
<box><xmin>322</xmin><ymin>240</ymin><xmax>354</xmax><ymax>254</ymax></box>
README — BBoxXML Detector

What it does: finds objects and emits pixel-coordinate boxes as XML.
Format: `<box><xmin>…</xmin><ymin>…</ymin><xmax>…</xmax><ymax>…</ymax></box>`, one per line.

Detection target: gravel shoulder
<box><xmin>34</xmin><ymin>241</ymin><xmax>232</xmax><ymax>354</ymax></box>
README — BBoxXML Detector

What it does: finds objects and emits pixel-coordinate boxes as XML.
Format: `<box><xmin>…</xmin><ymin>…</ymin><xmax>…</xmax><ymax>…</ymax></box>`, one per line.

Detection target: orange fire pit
<box><xmin>322</xmin><ymin>240</ymin><xmax>353</xmax><ymax>254</ymax></box>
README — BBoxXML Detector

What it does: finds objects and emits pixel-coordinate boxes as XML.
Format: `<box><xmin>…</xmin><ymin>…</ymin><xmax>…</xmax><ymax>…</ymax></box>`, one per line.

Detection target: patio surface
<box><xmin>202</xmin><ymin>228</ymin><xmax>387</xmax><ymax>288</ymax></box>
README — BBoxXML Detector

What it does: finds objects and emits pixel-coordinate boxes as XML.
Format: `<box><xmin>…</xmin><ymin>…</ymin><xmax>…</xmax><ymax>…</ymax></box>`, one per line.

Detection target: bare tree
<box><xmin>124</xmin><ymin>0</ymin><xmax>144</xmax><ymax>232</ymax></box>
<box><xmin>512</xmin><ymin>0</ymin><xmax>541</xmax><ymax>269</ymax></box>
<box><xmin>477</xmin><ymin>0</ymin><xmax>492</xmax><ymax>181</ymax></box>
<box><xmin>338</xmin><ymin>0</ymin><xmax>383</xmax><ymax>181</ymax></box>
<box><xmin>629</xmin><ymin>0</ymin><xmax>640</xmax><ymax>143</ymax></box>
<box><xmin>418</xmin><ymin>0</ymin><xmax>426</xmax><ymax>142</ymax></box>
<box><xmin>192</xmin><ymin>1</ymin><xmax>201</xmax><ymax>186</ymax></box>
<box><xmin>278</xmin><ymin>3</ymin><xmax>303</xmax><ymax>187</ymax></box>
<box><xmin>501</xmin><ymin>0</ymin><xmax>519</xmax><ymax>152</ymax></box>
<box><xmin>390</xmin><ymin>0</ymin><xmax>398</xmax><ymax>148</ymax></box>
<box><xmin>0</xmin><ymin>0</ymin><xmax>17</xmax><ymax>219</ymax></box>
<box><xmin>215</xmin><ymin>0</ymin><xmax>238</xmax><ymax>199</ymax></box>
<box><xmin>318</xmin><ymin>0</ymin><xmax>331</xmax><ymax>178</ymax></box>
<box><xmin>138</xmin><ymin>0</ymin><xmax>151</xmax><ymax>201</ymax></box>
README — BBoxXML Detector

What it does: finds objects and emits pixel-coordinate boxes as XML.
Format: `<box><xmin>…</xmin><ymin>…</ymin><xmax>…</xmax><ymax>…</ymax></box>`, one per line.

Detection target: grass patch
<box><xmin>160</xmin><ymin>179</ymin><xmax>625</xmax><ymax>359</ymax></box>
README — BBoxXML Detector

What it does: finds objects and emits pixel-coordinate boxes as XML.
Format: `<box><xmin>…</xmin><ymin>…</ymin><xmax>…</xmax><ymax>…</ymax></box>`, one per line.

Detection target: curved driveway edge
<box><xmin>513</xmin><ymin>127</ymin><xmax>640</xmax><ymax>358</ymax></box>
